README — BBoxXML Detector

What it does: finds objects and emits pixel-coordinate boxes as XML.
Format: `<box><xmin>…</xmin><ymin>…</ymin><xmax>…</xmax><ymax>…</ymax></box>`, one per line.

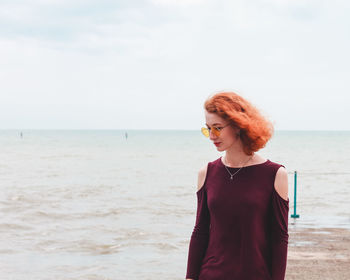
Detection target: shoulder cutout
<box><xmin>197</xmin><ymin>164</ymin><xmax>208</xmax><ymax>192</ymax></box>
<box><xmin>274</xmin><ymin>166</ymin><xmax>289</xmax><ymax>201</ymax></box>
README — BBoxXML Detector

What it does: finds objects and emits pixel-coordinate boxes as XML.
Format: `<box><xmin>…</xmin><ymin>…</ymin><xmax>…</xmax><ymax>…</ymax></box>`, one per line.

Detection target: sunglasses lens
<box><xmin>201</xmin><ymin>127</ymin><xmax>209</xmax><ymax>137</ymax></box>
<box><xmin>213</xmin><ymin>128</ymin><xmax>220</xmax><ymax>137</ymax></box>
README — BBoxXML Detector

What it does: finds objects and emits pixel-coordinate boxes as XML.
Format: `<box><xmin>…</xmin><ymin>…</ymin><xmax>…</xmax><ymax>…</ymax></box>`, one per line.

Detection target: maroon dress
<box><xmin>185</xmin><ymin>157</ymin><xmax>289</xmax><ymax>280</ymax></box>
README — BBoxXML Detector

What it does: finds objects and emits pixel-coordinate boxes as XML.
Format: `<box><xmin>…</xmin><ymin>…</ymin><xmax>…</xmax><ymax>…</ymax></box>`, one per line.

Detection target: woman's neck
<box><xmin>224</xmin><ymin>151</ymin><xmax>255</xmax><ymax>167</ymax></box>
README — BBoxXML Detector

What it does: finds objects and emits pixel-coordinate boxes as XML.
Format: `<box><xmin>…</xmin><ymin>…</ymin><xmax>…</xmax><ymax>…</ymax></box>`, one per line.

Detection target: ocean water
<box><xmin>0</xmin><ymin>129</ymin><xmax>349</xmax><ymax>279</ymax></box>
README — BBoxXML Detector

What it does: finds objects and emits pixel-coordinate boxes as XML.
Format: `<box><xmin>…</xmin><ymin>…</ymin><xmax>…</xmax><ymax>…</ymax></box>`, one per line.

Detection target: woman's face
<box><xmin>204</xmin><ymin>110</ymin><xmax>240</xmax><ymax>152</ymax></box>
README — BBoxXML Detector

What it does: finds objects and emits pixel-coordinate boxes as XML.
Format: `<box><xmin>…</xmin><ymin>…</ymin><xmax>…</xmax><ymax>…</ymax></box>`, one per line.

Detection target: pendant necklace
<box><xmin>223</xmin><ymin>154</ymin><xmax>254</xmax><ymax>181</ymax></box>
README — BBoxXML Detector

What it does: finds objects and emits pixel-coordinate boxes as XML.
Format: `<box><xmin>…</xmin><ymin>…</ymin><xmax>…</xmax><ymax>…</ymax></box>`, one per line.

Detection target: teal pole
<box><xmin>291</xmin><ymin>170</ymin><xmax>300</xmax><ymax>218</ymax></box>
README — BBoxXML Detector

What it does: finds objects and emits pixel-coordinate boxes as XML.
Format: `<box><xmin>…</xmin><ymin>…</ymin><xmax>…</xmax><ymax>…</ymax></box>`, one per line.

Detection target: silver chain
<box><xmin>223</xmin><ymin>155</ymin><xmax>254</xmax><ymax>180</ymax></box>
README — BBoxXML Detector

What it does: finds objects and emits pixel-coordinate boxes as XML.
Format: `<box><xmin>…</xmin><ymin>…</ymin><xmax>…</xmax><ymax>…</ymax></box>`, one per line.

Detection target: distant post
<box><xmin>291</xmin><ymin>171</ymin><xmax>300</xmax><ymax>218</ymax></box>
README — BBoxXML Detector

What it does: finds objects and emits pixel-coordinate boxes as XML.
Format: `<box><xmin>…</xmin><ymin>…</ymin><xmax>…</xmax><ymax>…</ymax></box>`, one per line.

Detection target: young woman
<box><xmin>185</xmin><ymin>92</ymin><xmax>289</xmax><ymax>280</ymax></box>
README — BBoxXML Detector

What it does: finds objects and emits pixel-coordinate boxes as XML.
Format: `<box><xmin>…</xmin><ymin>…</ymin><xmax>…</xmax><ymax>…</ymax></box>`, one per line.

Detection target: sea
<box><xmin>0</xmin><ymin>129</ymin><xmax>349</xmax><ymax>279</ymax></box>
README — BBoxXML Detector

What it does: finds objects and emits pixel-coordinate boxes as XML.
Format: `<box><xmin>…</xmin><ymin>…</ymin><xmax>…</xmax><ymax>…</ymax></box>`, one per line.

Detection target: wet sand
<box><xmin>286</xmin><ymin>226</ymin><xmax>350</xmax><ymax>280</ymax></box>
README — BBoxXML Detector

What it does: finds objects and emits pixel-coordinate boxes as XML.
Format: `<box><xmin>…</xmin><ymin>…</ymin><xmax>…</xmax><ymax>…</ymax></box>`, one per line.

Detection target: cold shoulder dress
<box><xmin>185</xmin><ymin>157</ymin><xmax>289</xmax><ymax>280</ymax></box>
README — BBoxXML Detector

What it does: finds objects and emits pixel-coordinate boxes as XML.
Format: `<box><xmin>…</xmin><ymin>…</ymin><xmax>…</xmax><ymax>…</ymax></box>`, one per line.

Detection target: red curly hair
<box><xmin>204</xmin><ymin>91</ymin><xmax>274</xmax><ymax>155</ymax></box>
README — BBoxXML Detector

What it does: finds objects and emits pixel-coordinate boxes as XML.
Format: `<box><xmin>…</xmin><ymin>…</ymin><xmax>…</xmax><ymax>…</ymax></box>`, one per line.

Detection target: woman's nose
<box><xmin>209</xmin><ymin>130</ymin><xmax>217</xmax><ymax>140</ymax></box>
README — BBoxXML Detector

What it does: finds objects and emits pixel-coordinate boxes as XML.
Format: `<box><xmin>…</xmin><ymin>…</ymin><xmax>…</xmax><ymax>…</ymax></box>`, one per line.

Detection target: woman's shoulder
<box><xmin>197</xmin><ymin>163</ymin><xmax>209</xmax><ymax>192</ymax></box>
<box><xmin>266</xmin><ymin>158</ymin><xmax>289</xmax><ymax>201</ymax></box>
<box><xmin>196</xmin><ymin>158</ymin><xmax>219</xmax><ymax>192</ymax></box>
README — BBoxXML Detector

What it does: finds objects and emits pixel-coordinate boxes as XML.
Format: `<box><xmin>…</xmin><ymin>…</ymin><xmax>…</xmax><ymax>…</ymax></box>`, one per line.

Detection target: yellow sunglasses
<box><xmin>201</xmin><ymin>123</ymin><xmax>231</xmax><ymax>137</ymax></box>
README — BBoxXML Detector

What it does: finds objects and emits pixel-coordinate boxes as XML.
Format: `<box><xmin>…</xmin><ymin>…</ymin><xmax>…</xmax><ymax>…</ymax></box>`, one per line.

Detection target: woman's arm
<box><xmin>185</xmin><ymin>164</ymin><xmax>210</xmax><ymax>279</ymax></box>
<box><xmin>271</xmin><ymin>166</ymin><xmax>289</xmax><ymax>280</ymax></box>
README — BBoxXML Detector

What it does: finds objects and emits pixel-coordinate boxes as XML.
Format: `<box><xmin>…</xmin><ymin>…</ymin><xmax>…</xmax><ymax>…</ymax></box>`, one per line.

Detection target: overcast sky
<box><xmin>1</xmin><ymin>0</ymin><xmax>349</xmax><ymax>130</ymax></box>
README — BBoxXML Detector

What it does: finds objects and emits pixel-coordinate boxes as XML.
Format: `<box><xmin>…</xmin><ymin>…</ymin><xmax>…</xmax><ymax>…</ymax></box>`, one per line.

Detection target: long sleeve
<box><xmin>270</xmin><ymin>186</ymin><xmax>289</xmax><ymax>280</ymax></box>
<box><xmin>185</xmin><ymin>186</ymin><xmax>210</xmax><ymax>279</ymax></box>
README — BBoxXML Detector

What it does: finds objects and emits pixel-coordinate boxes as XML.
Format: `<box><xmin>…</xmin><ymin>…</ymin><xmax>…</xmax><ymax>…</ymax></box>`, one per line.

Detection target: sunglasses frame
<box><xmin>201</xmin><ymin>123</ymin><xmax>231</xmax><ymax>137</ymax></box>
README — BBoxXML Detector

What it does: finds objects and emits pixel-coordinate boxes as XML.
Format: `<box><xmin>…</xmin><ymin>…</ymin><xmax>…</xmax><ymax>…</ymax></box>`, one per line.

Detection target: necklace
<box><xmin>223</xmin><ymin>154</ymin><xmax>254</xmax><ymax>180</ymax></box>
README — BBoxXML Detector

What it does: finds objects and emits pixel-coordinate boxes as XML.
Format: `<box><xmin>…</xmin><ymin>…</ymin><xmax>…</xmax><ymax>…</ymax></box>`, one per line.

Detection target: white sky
<box><xmin>1</xmin><ymin>0</ymin><xmax>349</xmax><ymax>130</ymax></box>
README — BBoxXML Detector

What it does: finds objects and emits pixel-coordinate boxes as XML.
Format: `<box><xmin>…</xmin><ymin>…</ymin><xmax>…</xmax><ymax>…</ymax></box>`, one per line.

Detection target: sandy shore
<box><xmin>286</xmin><ymin>226</ymin><xmax>350</xmax><ymax>280</ymax></box>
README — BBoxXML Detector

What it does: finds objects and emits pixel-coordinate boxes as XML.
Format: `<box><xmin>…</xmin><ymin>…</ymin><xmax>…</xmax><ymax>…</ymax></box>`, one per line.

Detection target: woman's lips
<box><xmin>214</xmin><ymin>142</ymin><xmax>221</xmax><ymax>146</ymax></box>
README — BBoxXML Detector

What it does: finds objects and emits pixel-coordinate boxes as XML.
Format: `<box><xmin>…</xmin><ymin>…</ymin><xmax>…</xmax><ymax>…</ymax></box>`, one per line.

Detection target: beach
<box><xmin>286</xmin><ymin>226</ymin><xmax>350</xmax><ymax>280</ymax></box>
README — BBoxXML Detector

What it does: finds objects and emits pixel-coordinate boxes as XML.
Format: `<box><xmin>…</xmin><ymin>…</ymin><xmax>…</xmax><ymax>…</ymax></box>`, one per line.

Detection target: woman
<box><xmin>185</xmin><ymin>91</ymin><xmax>289</xmax><ymax>280</ymax></box>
